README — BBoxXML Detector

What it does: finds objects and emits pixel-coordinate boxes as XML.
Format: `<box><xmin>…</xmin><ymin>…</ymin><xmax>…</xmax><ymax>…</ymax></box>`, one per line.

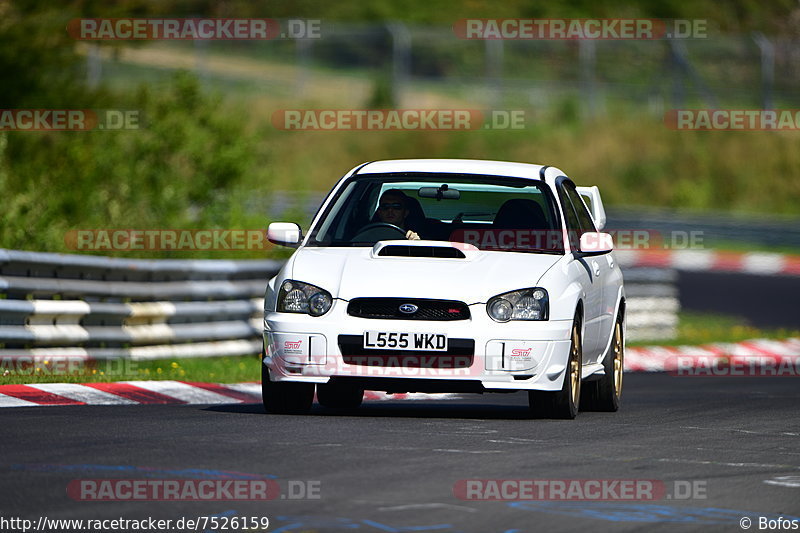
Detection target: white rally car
<box><xmin>262</xmin><ymin>159</ymin><xmax>625</xmax><ymax>419</ymax></box>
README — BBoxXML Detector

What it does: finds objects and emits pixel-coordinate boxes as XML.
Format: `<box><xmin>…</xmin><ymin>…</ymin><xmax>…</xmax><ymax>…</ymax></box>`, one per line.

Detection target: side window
<box><xmin>565</xmin><ymin>182</ymin><xmax>597</xmax><ymax>234</ymax></box>
<box><xmin>557</xmin><ymin>185</ymin><xmax>581</xmax><ymax>249</ymax></box>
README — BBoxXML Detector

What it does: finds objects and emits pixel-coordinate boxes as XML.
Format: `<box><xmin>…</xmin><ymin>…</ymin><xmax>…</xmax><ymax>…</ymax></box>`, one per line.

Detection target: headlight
<box><xmin>487</xmin><ymin>288</ymin><xmax>548</xmax><ymax>322</ymax></box>
<box><xmin>277</xmin><ymin>280</ymin><xmax>333</xmax><ymax>316</ymax></box>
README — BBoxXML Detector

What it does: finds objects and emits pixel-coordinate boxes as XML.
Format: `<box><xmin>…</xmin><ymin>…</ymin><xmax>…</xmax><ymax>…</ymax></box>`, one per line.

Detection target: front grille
<box><xmin>347</xmin><ymin>298</ymin><xmax>470</xmax><ymax>321</ymax></box>
<box><xmin>338</xmin><ymin>335</ymin><xmax>474</xmax><ymax>368</ymax></box>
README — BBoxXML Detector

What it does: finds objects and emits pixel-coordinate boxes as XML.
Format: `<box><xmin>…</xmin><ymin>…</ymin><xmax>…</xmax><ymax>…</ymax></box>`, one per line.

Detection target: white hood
<box><xmin>288</xmin><ymin>241</ymin><xmax>564</xmax><ymax>303</ymax></box>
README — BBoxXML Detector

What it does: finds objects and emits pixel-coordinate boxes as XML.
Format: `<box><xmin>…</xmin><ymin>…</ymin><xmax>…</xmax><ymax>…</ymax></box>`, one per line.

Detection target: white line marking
<box><xmin>433</xmin><ymin>449</ymin><xmax>504</xmax><ymax>454</ymax></box>
<box><xmin>658</xmin><ymin>458</ymin><xmax>800</xmax><ymax>470</ymax></box>
<box><xmin>764</xmin><ymin>476</ymin><xmax>800</xmax><ymax>488</ymax></box>
<box><xmin>500</xmin><ymin>437</ymin><xmax>548</xmax><ymax>443</ymax></box>
<box><xmin>488</xmin><ymin>439</ymin><xmax>546</xmax><ymax>444</ymax></box>
<box><xmin>681</xmin><ymin>425</ymin><xmax>800</xmax><ymax>438</ymax></box>
<box><xmin>378</xmin><ymin>503</ymin><xmax>477</xmax><ymax>512</ymax></box>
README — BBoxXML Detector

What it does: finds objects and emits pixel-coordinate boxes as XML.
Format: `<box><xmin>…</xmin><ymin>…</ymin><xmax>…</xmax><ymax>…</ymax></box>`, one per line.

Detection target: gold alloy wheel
<box><xmin>613</xmin><ymin>321</ymin><xmax>624</xmax><ymax>398</ymax></box>
<box><xmin>570</xmin><ymin>324</ymin><xmax>581</xmax><ymax>406</ymax></box>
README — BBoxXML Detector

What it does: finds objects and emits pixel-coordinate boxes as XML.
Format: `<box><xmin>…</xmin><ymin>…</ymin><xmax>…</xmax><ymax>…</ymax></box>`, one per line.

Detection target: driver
<box><xmin>375</xmin><ymin>189</ymin><xmax>420</xmax><ymax>240</ymax></box>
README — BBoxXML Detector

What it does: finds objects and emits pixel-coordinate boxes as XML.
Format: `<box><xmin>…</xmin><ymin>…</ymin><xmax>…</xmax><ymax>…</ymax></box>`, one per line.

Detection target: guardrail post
<box><xmin>579</xmin><ymin>39</ymin><xmax>597</xmax><ymax>119</ymax></box>
<box><xmin>752</xmin><ymin>32</ymin><xmax>775</xmax><ymax>110</ymax></box>
<box><xmin>485</xmin><ymin>38</ymin><xmax>504</xmax><ymax>107</ymax></box>
<box><xmin>387</xmin><ymin>22</ymin><xmax>411</xmax><ymax>107</ymax></box>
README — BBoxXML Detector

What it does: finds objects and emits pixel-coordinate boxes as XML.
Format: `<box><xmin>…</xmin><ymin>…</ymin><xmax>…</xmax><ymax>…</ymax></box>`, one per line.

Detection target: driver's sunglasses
<box><xmin>379</xmin><ymin>202</ymin><xmax>404</xmax><ymax>211</ymax></box>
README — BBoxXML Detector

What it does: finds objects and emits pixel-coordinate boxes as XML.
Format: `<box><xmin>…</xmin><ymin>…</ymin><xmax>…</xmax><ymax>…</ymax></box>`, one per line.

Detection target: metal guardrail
<box><xmin>606</xmin><ymin>207</ymin><xmax>800</xmax><ymax>250</ymax></box>
<box><xmin>0</xmin><ymin>249</ymin><xmax>676</xmax><ymax>360</ymax></box>
<box><xmin>0</xmin><ymin>249</ymin><xmax>282</xmax><ymax>361</ymax></box>
<box><xmin>622</xmin><ymin>268</ymin><xmax>679</xmax><ymax>341</ymax></box>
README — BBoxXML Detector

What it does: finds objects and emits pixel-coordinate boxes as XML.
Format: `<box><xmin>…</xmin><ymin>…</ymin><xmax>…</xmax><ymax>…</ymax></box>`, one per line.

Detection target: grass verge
<box><xmin>0</xmin><ymin>356</ymin><xmax>262</xmax><ymax>386</ymax></box>
<box><xmin>629</xmin><ymin>311</ymin><xmax>800</xmax><ymax>347</ymax></box>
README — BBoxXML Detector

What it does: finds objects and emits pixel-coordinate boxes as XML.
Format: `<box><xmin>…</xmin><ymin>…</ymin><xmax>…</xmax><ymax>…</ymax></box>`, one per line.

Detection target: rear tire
<box><xmin>581</xmin><ymin>313</ymin><xmax>624</xmax><ymax>412</ymax></box>
<box><xmin>317</xmin><ymin>382</ymin><xmax>364</xmax><ymax>410</ymax></box>
<box><xmin>529</xmin><ymin>315</ymin><xmax>582</xmax><ymax>419</ymax></box>
<box><xmin>261</xmin><ymin>362</ymin><xmax>314</xmax><ymax>415</ymax></box>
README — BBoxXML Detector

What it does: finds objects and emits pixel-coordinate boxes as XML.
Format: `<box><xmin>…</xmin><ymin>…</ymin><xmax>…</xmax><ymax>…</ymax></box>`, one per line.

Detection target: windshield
<box><xmin>307</xmin><ymin>173</ymin><xmax>565</xmax><ymax>253</ymax></box>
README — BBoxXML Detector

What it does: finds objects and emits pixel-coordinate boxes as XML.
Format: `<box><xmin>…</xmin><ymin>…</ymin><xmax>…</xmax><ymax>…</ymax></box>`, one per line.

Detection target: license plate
<box><xmin>363</xmin><ymin>331</ymin><xmax>448</xmax><ymax>351</ymax></box>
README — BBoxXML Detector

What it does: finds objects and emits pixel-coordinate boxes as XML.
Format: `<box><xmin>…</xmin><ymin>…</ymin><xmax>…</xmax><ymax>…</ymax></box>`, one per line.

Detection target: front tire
<box><xmin>529</xmin><ymin>315</ymin><xmax>582</xmax><ymax>419</ymax></box>
<box><xmin>261</xmin><ymin>362</ymin><xmax>314</xmax><ymax>415</ymax></box>
<box><xmin>582</xmin><ymin>313</ymin><xmax>624</xmax><ymax>412</ymax></box>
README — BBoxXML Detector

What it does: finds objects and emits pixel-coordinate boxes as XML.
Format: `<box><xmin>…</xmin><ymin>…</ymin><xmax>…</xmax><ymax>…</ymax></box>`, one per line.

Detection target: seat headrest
<box><xmin>493</xmin><ymin>198</ymin><xmax>547</xmax><ymax>229</ymax></box>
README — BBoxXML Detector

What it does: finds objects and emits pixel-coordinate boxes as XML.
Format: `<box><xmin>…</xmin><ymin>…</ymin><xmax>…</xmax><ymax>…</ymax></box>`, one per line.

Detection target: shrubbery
<box><xmin>0</xmin><ymin>72</ymin><xmax>270</xmax><ymax>258</ymax></box>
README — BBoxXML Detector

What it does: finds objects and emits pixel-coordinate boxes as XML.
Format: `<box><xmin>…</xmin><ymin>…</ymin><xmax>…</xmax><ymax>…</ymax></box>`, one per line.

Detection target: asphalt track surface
<box><xmin>2</xmin><ymin>374</ymin><xmax>799</xmax><ymax>533</ymax></box>
<box><xmin>678</xmin><ymin>271</ymin><xmax>800</xmax><ymax>329</ymax></box>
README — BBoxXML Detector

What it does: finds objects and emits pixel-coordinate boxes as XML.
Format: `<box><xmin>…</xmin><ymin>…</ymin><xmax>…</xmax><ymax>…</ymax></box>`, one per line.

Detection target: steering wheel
<box><xmin>350</xmin><ymin>222</ymin><xmax>406</xmax><ymax>242</ymax></box>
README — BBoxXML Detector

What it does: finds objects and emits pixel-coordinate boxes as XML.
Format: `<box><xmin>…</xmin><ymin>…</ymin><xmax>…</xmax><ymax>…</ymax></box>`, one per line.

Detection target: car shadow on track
<box><xmin>202</xmin><ymin>397</ymin><xmax>579</xmax><ymax>421</ymax></box>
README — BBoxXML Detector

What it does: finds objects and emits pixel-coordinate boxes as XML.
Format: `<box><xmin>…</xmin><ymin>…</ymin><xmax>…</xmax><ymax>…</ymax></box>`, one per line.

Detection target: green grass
<box><xmin>0</xmin><ymin>355</ymin><xmax>261</xmax><ymax>386</ymax></box>
<box><xmin>629</xmin><ymin>311</ymin><xmax>800</xmax><ymax>347</ymax></box>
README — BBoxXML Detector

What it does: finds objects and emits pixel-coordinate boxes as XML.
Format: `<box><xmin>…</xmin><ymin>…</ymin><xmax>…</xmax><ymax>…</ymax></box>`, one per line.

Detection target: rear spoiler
<box><xmin>576</xmin><ymin>186</ymin><xmax>607</xmax><ymax>231</ymax></box>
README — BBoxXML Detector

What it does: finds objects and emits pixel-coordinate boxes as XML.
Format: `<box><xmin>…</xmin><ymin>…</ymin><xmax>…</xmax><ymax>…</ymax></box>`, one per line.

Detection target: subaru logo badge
<box><xmin>399</xmin><ymin>303</ymin><xmax>418</xmax><ymax>314</ymax></box>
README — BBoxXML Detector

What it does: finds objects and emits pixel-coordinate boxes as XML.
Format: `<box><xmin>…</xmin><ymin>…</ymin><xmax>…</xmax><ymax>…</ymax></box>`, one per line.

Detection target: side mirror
<box><xmin>267</xmin><ymin>222</ymin><xmax>302</xmax><ymax>247</ymax></box>
<box><xmin>578</xmin><ymin>232</ymin><xmax>613</xmax><ymax>256</ymax></box>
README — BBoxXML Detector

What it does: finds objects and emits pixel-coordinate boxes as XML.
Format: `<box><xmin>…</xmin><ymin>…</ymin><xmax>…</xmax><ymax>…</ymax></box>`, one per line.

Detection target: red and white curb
<box><xmin>616</xmin><ymin>249</ymin><xmax>800</xmax><ymax>276</ymax></box>
<box><xmin>0</xmin><ymin>380</ymin><xmax>455</xmax><ymax>408</ymax></box>
<box><xmin>626</xmin><ymin>338</ymin><xmax>800</xmax><ymax>372</ymax></box>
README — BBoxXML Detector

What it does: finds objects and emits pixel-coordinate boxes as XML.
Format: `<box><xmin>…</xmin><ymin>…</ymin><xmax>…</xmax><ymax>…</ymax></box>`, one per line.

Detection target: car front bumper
<box><xmin>263</xmin><ymin>301</ymin><xmax>573</xmax><ymax>392</ymax></box>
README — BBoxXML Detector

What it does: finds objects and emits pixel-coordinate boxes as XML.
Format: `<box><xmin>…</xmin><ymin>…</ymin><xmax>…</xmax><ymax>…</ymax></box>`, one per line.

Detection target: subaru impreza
<box><xmin>262</xmin><ymin>159</ymin><xmax>624</xmax><ymax>419</ymax></box>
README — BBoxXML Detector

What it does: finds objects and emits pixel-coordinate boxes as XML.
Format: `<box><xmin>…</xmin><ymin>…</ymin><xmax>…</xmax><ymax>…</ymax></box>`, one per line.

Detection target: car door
<box><xmin>563</xmin><ymin>180</ymin><xmax>617</xmax><ymax>363</ymax></box>
<box><xmin>557</xmin><ymin>180</ymin><xmax>603</xmax><ymax>363</ymax></box>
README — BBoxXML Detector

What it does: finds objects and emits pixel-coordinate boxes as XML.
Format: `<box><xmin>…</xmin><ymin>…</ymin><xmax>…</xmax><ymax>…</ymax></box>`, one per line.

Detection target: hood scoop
<box><xmin>372</xmin><ymin>240</ymin><xmax>471</xmax><ymax>259</ymax></box>
<box><xmin>379</xmin><ymin>245</ymin><xmax>465</xmax><ymax>258</ymax></box>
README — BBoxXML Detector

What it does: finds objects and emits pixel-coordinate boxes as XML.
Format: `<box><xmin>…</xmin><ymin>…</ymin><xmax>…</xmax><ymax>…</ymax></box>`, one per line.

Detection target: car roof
<box><xmin>355</xmin><ymin>159</ymin><xmax>565</xmax><ymax>183</ymax></box>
